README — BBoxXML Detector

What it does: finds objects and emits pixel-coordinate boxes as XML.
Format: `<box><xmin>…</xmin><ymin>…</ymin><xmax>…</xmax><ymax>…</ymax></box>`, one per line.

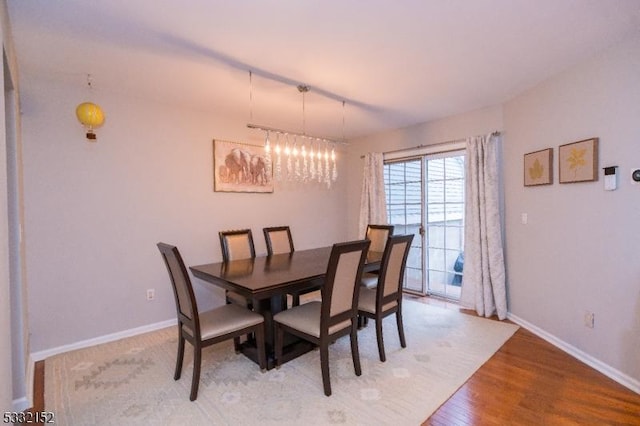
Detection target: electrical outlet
<box><xmin>584</xmin><ymin>311</ymin><xmax>595</xmax><ymax>328</ymax></box>
<box><xmin>147</xmin><ymin>288</ymin><xmax>155</xmax><ymax>301</ymax></box>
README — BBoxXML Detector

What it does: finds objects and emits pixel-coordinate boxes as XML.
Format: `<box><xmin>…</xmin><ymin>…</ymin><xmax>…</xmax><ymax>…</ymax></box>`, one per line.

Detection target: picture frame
<box><xmin>213</xmin><ymin>139</ymin><xmax>273</xmax><ymax>193</ymax></box>
<box><xmin>524</xmin><ymin>148</ymin><xmax>553</xmax><ymax>186</ymax></box>
<box><xmin>558</xmin><ymin>138</ymin><xmax>598</xmax><ymax>183</ymax></box>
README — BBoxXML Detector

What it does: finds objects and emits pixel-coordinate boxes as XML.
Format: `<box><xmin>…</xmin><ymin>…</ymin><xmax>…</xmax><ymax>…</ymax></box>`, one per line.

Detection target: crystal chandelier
<box><xmin>247</xmin><ymin>76</ymin><xmax>345</xmax><ymax>189</ymax></box>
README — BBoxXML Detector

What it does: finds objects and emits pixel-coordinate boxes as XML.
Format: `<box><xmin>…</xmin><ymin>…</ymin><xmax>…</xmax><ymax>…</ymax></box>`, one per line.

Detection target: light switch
<box><xmin>521</xmin><ymin>213</ymin><xmax>528</xmax><ymax>225</ymax></box>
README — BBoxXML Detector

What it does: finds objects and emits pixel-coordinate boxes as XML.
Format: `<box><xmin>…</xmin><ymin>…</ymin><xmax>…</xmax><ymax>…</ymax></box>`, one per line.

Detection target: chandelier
<box><xmin>247</xmin><ymin>75</ymin><xmax>345</xmax><ymax>189</ymax></box>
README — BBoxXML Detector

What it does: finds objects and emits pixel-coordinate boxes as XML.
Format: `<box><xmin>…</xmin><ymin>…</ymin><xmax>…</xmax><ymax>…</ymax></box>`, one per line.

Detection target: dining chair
<box><xmin>219</xmin><ymin>228</ymin><xmax>256</xmax><ymax>262</ymax></box>
<box><xmin>219</xmin><ymin>229</ymin><xmax>256</xmax><ymax>351</ymax></box>
<box><xmin>357</xmin><ymin>234</ymin><xmax>413</xmax><ymax>362</ymax></box>
<box><xmin>157</xmin><ymin>242</ymin><xmax>266</xmax><ymax>401</ymax></box>
<box><xmin>263</xmin><ymin>225</ymin><xmax>295</xmax><ymax>255</ymax></box>
<box><xmin>263</xmin><ymin>225</ymin><xmax>322</xmax><ymax>306</ymax></box>
<box><xmin>273</xmin><ymin>239</ymin><xmax>371</xmax><ymax>396</ymax></box>
<box><xmin>361</xmin><ymin>224</ymin><xmax>395</xmax><ymax>289</ymax></box>
<box><xmin>366</xmin><ymin>224</ymin><xmax>395</xmax><ymax>252</ymax></box>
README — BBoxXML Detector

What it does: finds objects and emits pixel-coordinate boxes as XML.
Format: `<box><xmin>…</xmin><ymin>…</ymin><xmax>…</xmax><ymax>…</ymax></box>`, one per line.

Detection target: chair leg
<box><xmin>292</xmin><ymin>294</ymin><xmax>300</xmax><ymax>307</ymax></box>
<box><xmin>357</xmin><ymin>313</ymin><xmax>371</xmax><ymax>329</ymax></box>
<box><xmin>274</xmin><ymin>324</ymin><xmax>284</xmax><ymax>369</ymax></box>
<box><xmin>174</xmin><ymin>334</ymin><xmax>185</xmax><ymax>380</ymax></box>
<box><xmin>225</xmin><ymin>296</ymin><xmax>243</xmax><ymax>354</ymax></box>
<box><xmin>190</xmin><ymin>344</ymin><xmax>202</xmax><ymax>401</ymax></box>
<box><xmin>396</xmin><ymin>309</ymin><xmax>407</xmax><ymax>348</ymax></box>
<box><xmin>227</xmin><ymin>294</ymin><xmax>253</xmax><ymax>353</ymax></box>
<box><xmin>350</xmin><ymin>322</ymin><xmax>362</xmax><ymax>376</ymax></box>
<box><xmin>375</xmin><ymin>317</ymin><xmax>386</xmax><ymax>362</ymax></box>
<box><xmin>233</xmin><ymin>336</ymin><xmax>241</xmax><ymax>353</ymax></box>
<box><xmin>320</xmin><ymin>343</ymin><xmax>331</xmax><ymax>396</ymax></box>
<box><xmin>254</xmin><ymin>324</ymin><xmax>267</xmax><ymax>371</ymax></box>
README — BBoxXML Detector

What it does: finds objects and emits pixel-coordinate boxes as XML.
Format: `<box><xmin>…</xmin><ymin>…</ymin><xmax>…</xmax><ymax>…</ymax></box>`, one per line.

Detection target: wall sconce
<box><xmin>76</xmin><ymin>74</ymin><xmax>105</xmax><ymax>141</ymax></box>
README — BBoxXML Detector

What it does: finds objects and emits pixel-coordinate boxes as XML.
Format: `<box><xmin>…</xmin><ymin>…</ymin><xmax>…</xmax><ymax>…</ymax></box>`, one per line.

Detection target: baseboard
<box><xmin>10</xmin><ymin>355</ymin><xmax>35</xmax><ymax>412</ymax></box>
<box><xmin>507</xmin><ymin>312</ymin><xmax>640</xmax><ymax>394</ymax></box>
<box><xmin>31</xmin><ymin>318</ymin><xmax>177</xmax><ymax>361</ymax></box>
<box><xmin>12</xmin><ymin>396</ymin><xmax>29</xmax><ymax>412</ymax></box>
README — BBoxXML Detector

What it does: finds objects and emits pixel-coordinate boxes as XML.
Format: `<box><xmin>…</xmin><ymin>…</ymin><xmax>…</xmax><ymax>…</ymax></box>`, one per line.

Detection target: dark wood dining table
<box><xmin>190</xmin><ymin>246</ymin><xmax>383</xmax><ymax>369</ymax></box>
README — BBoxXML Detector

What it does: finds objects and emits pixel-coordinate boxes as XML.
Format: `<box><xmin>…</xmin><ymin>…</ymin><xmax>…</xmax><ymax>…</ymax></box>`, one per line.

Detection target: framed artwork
<box><xmin>558</xmin><ymin>138</ymin><xmax>598</xmax><ymax>183</ymax></box>
<box><xmin>524</xmin><ymin>148</ymin><xmax>553</xmax><ymax>186</ymax></box>
<box><xmin>213</xmin><ymin>139</ymin><xmax>273</xmax><ymax>193</ymax></box>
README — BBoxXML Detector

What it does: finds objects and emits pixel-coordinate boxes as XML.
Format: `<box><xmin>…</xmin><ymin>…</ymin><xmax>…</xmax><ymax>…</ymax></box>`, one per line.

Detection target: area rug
<box><xmin>45</xmin><ymin>301</ymin><xmax>518</xmax><ymax>425</ymax></box>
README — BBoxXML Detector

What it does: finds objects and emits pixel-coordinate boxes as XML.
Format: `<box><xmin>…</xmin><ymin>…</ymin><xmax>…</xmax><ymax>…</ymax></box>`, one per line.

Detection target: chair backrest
<box><xmin>376</xmin><ymin>234</ymin><xmax>414</xmax><ymax>306</ymax></box>
<box><xmin>321</xmin><ymin>240</ymin><xmax>371</xmax><ymax>332</ymax></box>
<box><xmin>157</xmin><ymin>242</ymin><xmax>200</xmax><ymax>335</ymax></box>
<box><xmin>365</xmin><ymin>224</ymin><xmax>394</xmax><ymax>253</ymax></box>
<box><xmin>219</xmin><ymin>229</ymin><xmax>256</xmax><ymax>261</ymax></box>
<box><xmin>263</xmin><ymin>226</ymin><xmax>295</xmax><ymax>256</ymax></box>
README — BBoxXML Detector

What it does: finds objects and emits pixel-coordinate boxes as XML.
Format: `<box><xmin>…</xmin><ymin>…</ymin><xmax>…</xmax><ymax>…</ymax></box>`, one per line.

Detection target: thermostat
<box><xmin>603</xmin><ymin>166</ymin><xmax>617</xmax><ymax>191</ymax></box>
<box><xmin>632</xmin><ymin>168</ymin><xmax>640</xmax><ymax>184</ymax></box>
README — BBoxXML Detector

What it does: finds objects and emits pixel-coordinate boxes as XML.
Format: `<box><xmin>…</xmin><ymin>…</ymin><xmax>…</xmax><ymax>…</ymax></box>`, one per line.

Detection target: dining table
<box><xmin>190</xmin><ymin>246</ymin><xmax>383</xmax><ymax>369</ymax></box>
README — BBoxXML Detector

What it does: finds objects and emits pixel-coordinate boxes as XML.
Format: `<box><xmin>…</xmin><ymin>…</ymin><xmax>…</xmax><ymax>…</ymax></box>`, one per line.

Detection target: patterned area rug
<box><xmin>45</xmin><ymin>301</ymin><xmax>518</xmax><ymax>425</ymax></box>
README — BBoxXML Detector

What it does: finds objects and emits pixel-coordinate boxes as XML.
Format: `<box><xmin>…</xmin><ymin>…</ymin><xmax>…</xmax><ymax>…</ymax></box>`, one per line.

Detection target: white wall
<box><xmin>346</xmin><ymin>105</ymin><xmax>503</xmax><ymax>239</ymax></box>
<box><xmin>345</xmin><ymin>35</ymin><xmax>640</xmax><ymax>389</ymax></box>
<box><xmin>21</xmin><ymin>75</ymin><xmax>348</xmax><ymax>354</ymax></box>
<box><xmin>503</xmin><ymin>35</ymin><xmax>640</xmax><ymax>384</ymax></box>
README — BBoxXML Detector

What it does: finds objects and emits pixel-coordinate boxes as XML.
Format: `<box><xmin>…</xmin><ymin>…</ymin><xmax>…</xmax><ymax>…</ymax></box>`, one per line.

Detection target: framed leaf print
<box><xmin>524</xmin><ymin>148</ymin><xmax>553</xmax><ymax>186</ymax></box>
<box><xmin>559</xmin><ymin>138</ymin><xmax>598</xmax><ymax>183</ymax></box>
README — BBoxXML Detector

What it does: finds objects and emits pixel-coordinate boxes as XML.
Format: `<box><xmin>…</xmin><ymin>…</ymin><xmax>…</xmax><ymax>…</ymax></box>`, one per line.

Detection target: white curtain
<box><xmin>460</xmin><ymin>133</ymin><xmax>507</xmax><ymax>320</ymax></box>
<box><xmin>358</xmin><ymin>152</ymin><xmax>388</xmax><ymax>238</ymax></box>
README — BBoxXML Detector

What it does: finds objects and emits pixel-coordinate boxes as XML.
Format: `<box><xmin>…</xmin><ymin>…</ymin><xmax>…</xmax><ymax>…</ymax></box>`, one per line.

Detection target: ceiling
<box><xmin>7</xmin><ymin>0</ymin><xmax>640</xmax><ymax>140</ymax></box>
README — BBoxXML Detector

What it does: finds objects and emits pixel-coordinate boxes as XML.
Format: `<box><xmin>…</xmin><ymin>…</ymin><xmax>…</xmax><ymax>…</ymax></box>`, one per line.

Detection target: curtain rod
<box><xmin>359</xmin><ymin>131</ymin><xmax>500</xmax><ymax>159</ymax></box>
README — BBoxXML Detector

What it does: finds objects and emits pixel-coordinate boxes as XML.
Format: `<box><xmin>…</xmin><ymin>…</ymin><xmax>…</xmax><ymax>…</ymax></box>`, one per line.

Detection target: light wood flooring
<box><xmin>24</xmin><ymin>295</ymin><xmax>640</xmax><ymax>425</ymax></box>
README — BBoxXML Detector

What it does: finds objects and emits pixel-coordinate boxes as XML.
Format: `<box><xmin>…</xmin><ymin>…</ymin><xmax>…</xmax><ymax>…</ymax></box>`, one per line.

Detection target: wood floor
<box><xmin>413</xmin><ymin>295</ymin><xmax>640</xmax><ymax>425</ymax></box>
<box><xmin>26</xmin><ymin>296</ymin><xmax>640</xmax><ymax>425</ymax></box>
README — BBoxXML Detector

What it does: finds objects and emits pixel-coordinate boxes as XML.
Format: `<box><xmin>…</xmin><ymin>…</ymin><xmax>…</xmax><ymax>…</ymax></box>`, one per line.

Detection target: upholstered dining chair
<box><xmin>357</xmin><ymin>234</ymin><xmax>413</xmax><ymax>362</ymax></box>
<box><xmin>157</xmin><ymin>242</ymin><xmax>266</xmax><ymax>401</ymax></box>
<box><xmin>263</xmin><ymin>225</ymin><xmax>322</xmax><ymax>306</ymax></box>
<box><xmin>219</xmin><ymin>228</ymin><xmax>256</xmax><ymax>262</ymax></box>
<box><xmin>219</xmin><ymin>228</ymin><xmax>256</xmax><ymax>305</ymax></box>
<box><xmin>263</xmin><ymin>226</ymin><xmax>295</xmax><ymax>255</ymax></box>
<box><xmin>273</xmin><ymin>239</ymin><xmax>371</xmax><ymax>396</ymax></box>
<box><xmin>361</xmin><ymin>224</ymin><xmax>395</xmax><ymax>289</ymax></box>
<box><xmin>219</xmin><ymin>229</ymin><xmax>256</xmax><ymax>351</ymax></box>
<box><xmin>366</xmin><ymin>224</ymin><xmax>395</xmax><ymax>252</ymax></box>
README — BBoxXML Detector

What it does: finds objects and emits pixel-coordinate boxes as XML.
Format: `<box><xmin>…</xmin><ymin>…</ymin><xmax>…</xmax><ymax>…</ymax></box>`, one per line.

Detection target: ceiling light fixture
<box><xmin>247</xmin><ymin>74</ymin><xmax>345</xmax><ymax>189</ymax></box>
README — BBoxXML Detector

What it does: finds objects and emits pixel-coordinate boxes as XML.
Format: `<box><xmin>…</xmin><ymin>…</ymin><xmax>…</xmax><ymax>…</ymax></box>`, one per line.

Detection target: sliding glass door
<box><xmin>384</xmin><ymin>150</ymin><xmax>465</xmax><ymax>300</ymax></box>
<box><xmin>424</xmin><ymin>152</ymin><xmax>465</xmax><ymax>299</ymax></box>
<box><xmin>384</xmin><ymin>159</ymin><xmax>423</xmax><ymax>293</ymax></box>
